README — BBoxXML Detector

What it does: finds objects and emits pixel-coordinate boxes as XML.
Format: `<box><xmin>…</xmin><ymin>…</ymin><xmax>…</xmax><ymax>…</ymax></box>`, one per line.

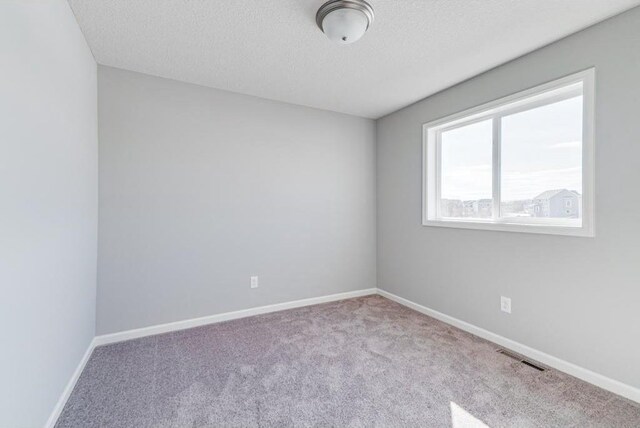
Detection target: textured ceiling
<box><xmin>69</xmin><ymin>0</ymin><xmax>640</xmax><ymax>118</ymax></box>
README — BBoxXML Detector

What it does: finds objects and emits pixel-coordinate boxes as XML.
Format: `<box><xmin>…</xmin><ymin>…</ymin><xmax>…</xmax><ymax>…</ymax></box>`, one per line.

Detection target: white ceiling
<box><xmin>69</xmin><ymin>0</ymin><xmax>640</xmax><ymax>119</ymax></box>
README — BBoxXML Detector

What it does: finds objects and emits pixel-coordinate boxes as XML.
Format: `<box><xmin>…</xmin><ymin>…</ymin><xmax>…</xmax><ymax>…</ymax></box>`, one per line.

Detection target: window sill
<box><xmin>422</xmin><ymin>218</ymin><xmax>594</xmax><ymax>237</ymax></box>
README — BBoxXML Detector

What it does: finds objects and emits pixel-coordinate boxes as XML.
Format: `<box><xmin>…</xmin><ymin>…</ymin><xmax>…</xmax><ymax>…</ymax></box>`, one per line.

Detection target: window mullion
<box><xmin>435</xmin><ymin>130</ymin><xmax>442</xmax><ymax>219</ymax></box>
<box><xmin>492</xmin><ymin>116</ymin><xmax>502</xmax><ymax>221</ymax></box>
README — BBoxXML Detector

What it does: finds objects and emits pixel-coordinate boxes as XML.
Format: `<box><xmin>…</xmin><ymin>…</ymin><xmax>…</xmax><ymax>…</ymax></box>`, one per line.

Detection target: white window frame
<box><xmin>422</xmin><ymin>69</ymin><xmax>595</xmax><ymax>237</ymax></box>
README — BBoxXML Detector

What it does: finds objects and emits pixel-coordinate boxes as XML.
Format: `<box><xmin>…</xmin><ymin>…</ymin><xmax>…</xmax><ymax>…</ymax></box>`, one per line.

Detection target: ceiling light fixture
<box><xmin>316</xmin><ymin>0</ymin><xmax>374</xmax><ymax>45</ymax></box>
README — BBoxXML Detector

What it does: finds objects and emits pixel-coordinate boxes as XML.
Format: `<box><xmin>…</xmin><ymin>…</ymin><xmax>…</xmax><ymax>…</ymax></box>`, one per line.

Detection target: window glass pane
<box><xmin>500</xmin><ymin>95</ymin><xmax>582</xmax><ymax>221</ymax></box>
<box><xmin>440</xmin><ymin>119</ymin><xmax>493</xmax><ymax>218</ymax></box>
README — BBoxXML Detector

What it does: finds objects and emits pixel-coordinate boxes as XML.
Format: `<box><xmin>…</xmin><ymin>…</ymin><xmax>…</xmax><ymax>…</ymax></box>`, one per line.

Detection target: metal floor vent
<box><xmin>496</xmin><ymin>349</ymin><xmax>546</xmax><ymax>372</ymax></box>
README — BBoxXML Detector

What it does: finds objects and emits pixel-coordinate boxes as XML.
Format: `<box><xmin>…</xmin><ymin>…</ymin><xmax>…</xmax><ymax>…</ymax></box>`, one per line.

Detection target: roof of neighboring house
<box><xmin>533</xmin><ymin>189</ymin><xmax>580</xmax><ymax>200</ymax></box>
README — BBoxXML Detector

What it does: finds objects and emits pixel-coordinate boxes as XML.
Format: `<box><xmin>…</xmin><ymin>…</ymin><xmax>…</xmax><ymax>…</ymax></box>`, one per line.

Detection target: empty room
<box><xmin>2</xmin><ymin>0</ymin><xmax>640</xmax><ymax>427</ymax></box>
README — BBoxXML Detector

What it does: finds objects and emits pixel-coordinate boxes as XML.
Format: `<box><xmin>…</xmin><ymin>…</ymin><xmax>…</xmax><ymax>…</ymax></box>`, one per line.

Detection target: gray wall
<box><xmin>0</xmin><ymin>2</ymin><xmax>98</xmax><ymax>427</ymax></box>
<box><xmin>377</xmin><ymin>7</ymin><xmax>640</xmax><ymax>388</ymax></box>
<box><xmin>97</xmin><ymin>66</ymin><xmax>376</xmax><ymax>334</ymax></box>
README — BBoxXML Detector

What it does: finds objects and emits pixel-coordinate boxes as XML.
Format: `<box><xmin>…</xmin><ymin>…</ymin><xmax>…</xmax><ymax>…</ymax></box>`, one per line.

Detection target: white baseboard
<box><xmin>47</xmin><ymin>285</ymin><xmax>638</xmax><ymax>428</ymax></box>
<box><xmin>93</xmin><ymin>288</ymin><xmax>377</xmax><ymax>347</ymax></box>
<box><xmin>45</xmin><ymin>337</ymin><xmax>97</xmax><ymax>428</ymax></box>
<box><xmin>377</xmin><ymin>288</ymin><xmax>640</xmax><ymax>404</ymax></box>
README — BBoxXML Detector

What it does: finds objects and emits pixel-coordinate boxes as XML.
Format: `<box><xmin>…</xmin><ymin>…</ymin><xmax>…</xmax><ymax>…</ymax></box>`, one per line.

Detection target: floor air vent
<box><xmin>496</xmin><ymin>349</ymin><xmax>546</xmax><ymax>371</ymax></box>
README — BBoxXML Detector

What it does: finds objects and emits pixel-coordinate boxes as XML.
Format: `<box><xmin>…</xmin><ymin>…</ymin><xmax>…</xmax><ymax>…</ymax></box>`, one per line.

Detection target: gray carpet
<box><xmin>56</xmin><ymin>295</ymin><xmax>640</xmax><ymax>427</ymax></box>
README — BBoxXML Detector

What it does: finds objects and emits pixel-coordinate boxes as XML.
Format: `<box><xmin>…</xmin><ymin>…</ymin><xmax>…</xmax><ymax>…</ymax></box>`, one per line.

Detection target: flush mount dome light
<box><xmin>316</xmin><ymin>0</ymin><xmax>374</xmax><ymax>44</ymax></box>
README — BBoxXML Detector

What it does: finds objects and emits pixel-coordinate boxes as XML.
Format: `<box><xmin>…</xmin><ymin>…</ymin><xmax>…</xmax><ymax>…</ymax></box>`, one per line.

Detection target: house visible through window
<box><xmin>423</xmin><ymin>69</ymin><xmax>594</xmax><ymax>237</ymax></box>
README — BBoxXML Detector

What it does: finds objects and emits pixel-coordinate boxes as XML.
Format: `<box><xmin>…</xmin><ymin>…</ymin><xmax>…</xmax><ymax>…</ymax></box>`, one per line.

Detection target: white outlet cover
<box><xmin>250</xmin><ymin>276</ymin><xmax>259</xmax><ymax>288</ymax></box>
<box><xmin>501</xmin><ymin>296</ymin><xmax>511</xmax><ymax>313</ymax></box>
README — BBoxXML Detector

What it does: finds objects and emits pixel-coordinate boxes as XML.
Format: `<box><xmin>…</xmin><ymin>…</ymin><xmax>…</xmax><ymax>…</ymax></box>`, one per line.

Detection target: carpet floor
<box><xmin>56</xmin><ymin>295</ymin><xmax>640</xmax><ymax>427</ymax></box>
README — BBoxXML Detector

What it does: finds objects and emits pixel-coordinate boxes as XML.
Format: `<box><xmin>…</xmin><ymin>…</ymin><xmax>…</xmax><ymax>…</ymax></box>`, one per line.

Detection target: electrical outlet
<box><xmin>250</xmin><ymin>276</ymin><xmax>259</xmax><ymax>289</ymax></box>
<box><xmin>501</xmin><ymin>296</ymin><xmax>511</xmax><ymax>314</ymax></box>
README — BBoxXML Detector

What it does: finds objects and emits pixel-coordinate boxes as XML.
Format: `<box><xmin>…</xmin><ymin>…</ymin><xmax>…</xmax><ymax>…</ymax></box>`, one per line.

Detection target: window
<box><xmin>423</xmin><ymin>69</ymin><xmax>594</xmax><ymax>237</ymax></box>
